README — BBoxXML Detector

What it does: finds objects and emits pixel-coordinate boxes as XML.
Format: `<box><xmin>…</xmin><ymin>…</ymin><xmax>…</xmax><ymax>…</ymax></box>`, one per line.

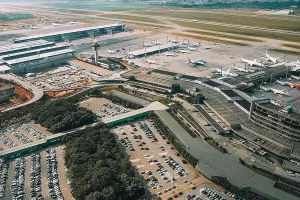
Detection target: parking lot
<box><xmin>113</xmin><ymin>119</ymin><xmax>203</xmax><ymax>200</ymax></box>
<box><xmin>0</xmin><ymin>123</ymin><xmax>52</xmax><ymax>151</ymax></box>
<box><xmin>1</xmin><ymin>146</ymin><xmax>72</xmax><ymax>200</ymax></box>
<box><xmin>80</xmin><ymin>97</ymin><xmax>132</xmax><ymax>120</ymax></box>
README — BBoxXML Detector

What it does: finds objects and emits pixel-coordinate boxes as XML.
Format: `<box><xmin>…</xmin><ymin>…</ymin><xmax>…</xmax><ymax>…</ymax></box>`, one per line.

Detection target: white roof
<box><xmin>13</xmin><ymin>23</ymin><xmax>124</xmax><ymax>42</ymax></box>
<box><xmin>0</xmin><ymin>45</ymin><xmax>67</xmax><ymax>60</ymax></box>
<box><xmin>6</xmin><ymin>49</ymin><xmax>74</xmax><ymax>65</ymax></box>
<box><xmin>0</xmin><ymin>65</ymin><xmax>11</xmax><ymax>72</ymax></box>
<box><xmin>128</xmin><ymin>43</ymin><xmax>179</xmax><ymax>56</ymax></box>
<box><xmin>0</xmin><ymin>40</ymin><xmax>53</xmax><ymax>55</ymax></box>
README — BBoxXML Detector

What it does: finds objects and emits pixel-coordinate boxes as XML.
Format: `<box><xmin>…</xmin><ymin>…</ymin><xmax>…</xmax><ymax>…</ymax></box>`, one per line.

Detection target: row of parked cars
<box><xmin>0</xmin><ymin>160</ymin><xmax>8</xmax><ymax>198</ymax></box>
<box><xmin>30</xmin><ymin>154</ymin><xmax>44</xmax><ymax>200</ymax></box>
<box><xmin>0</xmin><ymin>133</ymin><xmax>17</xmax><ymax>148</ymax></box>
<box><xmin>21</xmin><ymin>124</ymin><xmax>45</xmax><ymax>140</ymax></box>
<box><xmin>165</xmin><ymin>156</ymin><xmax>188</xmax><ymax>177</ymax></box>
<box><xmin>138</xmin><ymin>121</ymin><xmax>153</xmax><ymax>139</ymax></box>
<box><xmin>103</xmin><ymin>102</ymin><xmax>129</xmax><ymax>114</ymax></box>
<box><xmin>201</xmin><ymin>188</ymin><xmax>227</xmax><ymax>200</ymax></box>
<box><xmin>12</xmin><ymin>157</ymin><xmax>25</xmax><ymax>200</ymax></box>
<box><xmin>46</xmin><ymin>148</ymin><xmax>64</xmax><ymax>200</ymax></box>
<box><xmin>11</xmin><ymin>130</ymin><xmax>33</xmax><ymax>144</ymax></box>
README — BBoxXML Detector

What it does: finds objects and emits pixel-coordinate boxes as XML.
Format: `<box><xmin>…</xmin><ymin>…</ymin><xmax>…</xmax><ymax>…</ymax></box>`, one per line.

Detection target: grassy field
<box><xmin>282</xmin><ymin>44</ymin><xmax>300</xmax><ymax>50</ymax></box>
<box><xmin>43</xmin><ymin>2</ymin><xmax>157</xmax><ymax>11</ymax></box>
<box><xmin>133</xmin><ymin>9</ymin><xmax>300</xmax><ymax>32</ymax></box>
<box><xmin>172</xmin><ymin>21</ymin><xmax>300</xmax><ymax>43</ymax></box>
<box><xmin>173</xmin><ymin>33</ymin><xmax>249</xmax><ymax>46</ymax></box>
<box><xmin>269</xmin><ymin>49</ymin><xmax>300</xmax><ymax>56</ymax></box>
<box><xmin>102</xmin><ymin>14</ymin><xmax>163</xmax><ymax>24</ymax></box>
<box><xmin>0</xmin><ymin>13</ymin><xmax>34</xmax><ymax>22</ymax></box>
<box><xmin>185</xmin><ymin>30</ymin><xmax>263</xmax><ymax>42</ymax></box>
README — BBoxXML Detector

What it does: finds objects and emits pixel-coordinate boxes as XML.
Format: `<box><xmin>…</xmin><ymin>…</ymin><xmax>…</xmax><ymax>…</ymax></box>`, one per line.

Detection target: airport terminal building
<box><xmin>0</xmin><ymin>40</ymin><xmax>74</xmax><ymax>74</ymax></box>
<box><xmin>13</xmin><ymin>24</ymin><xmax>125</xmax><ymax>43</ymax></box>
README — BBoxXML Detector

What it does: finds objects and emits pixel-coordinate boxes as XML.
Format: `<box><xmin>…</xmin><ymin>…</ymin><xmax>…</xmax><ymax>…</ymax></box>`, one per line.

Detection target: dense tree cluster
<box><xmin>63</xmin><ymin>124</ymin><xmax>145</xmax><ymax>200</ymax></box>
<box><xmin>31</xmin><ymin>100</ymin><xmax>97</xmax><ymax>133</ymax></box>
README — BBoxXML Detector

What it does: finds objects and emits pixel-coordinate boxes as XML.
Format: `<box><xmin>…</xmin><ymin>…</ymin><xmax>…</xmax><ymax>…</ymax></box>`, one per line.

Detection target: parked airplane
<box><xmin>30</xmin><ymin>26</ymin><xmax>37</xmax><ymax>29</ymax></box>
<box><xmin>240</xmin><ymin>56</ymin><xmax>265</xmax><ymax>67</ymax></box>
<box><xmin>165</xmin><ymin>52</ymin><xmax>176</xmax><ymax>57</ymax></box>
<box><xmin>69</xmin><ymin>21</ymin><xmax>77</xmax><ymax>24</ymax></box>
<box><xmin>178</xmin><ymin>50</ymin><xmax>189</xmax><ymax>53</ymax></box>
<box><xmin>212</xmin><ymin>68</ymin><xmax>238</xmax><ymax>77</ymax></box>
<box><xmin>188</xmin><ymin>47</ymin><xmax>198</xmax><ymax>51</ymax></box>
<box><xmin>152</xmin><ymin>41</ymin><xmax>162</xmax><ymax>45</ymax></box>
<box><xmin>191</xmin><ymin>42</ymin><xmax>200</xmax><ymax>47</ymax></box>
<box><xmin>145</xmin><ymin>60</ymin><xmax>158</xmax><ymax>64</ymax></box>
<box><xmin>107</xmin><ymin>49</ymin><xmax>115</xmax><ymax>54</ymax></box>
<box><xmin>265</xmin><ymin>50</ymin><xmax>278</xmax><ymax>63</ymax></box>
<box><xmin>291</xmin><ymin>75</ymin><xmax>300</xmax><ymax>80</ymax></box>
<box><xmin>144</xmin><ymin>43</ymin><xmax>152</xmax><ymax>47</ymax></box>
<box><xmin>188</xmin><ymin>58</ymin><xmax>205</xmax><ymax>65</ymax></box>
<box><xmin>271</xmin><ymin>88</ymin><xmax>290</xmax><ymax>96</ymax></box>
<box><xmin>288</xmin><ymin>83</ymin><xmax>300</xmax><ymax>89</ymax></box>
<box><xmin>52</xmin><ymin>23</ymin><xmax>60</xmax><ymax>26</ymax></box>
<box><xmin>234</xmin><ymin>67</ymin><xmax>253</xmax><ymax>73</ymax></box>
<box><xmin>192</xmin><ymin>19</ymin><xmax>198</xmax><ymax>22</ymax></box>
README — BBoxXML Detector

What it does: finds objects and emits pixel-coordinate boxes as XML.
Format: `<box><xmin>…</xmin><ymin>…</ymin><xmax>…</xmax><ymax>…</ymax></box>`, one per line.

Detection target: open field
<box><xmin>185</xmin><ymin>30</ymin><xmax>263</xmax><ymax>42</ymax></box>
<box><xmin>269</xmin><ymin>49</ymin><xmax>300</xmax><ymax>56</ymax></box>
<box><xmin>283</xmin><ymin>43</ymin><xmax>300</xmax><ymax>50</ymax></box>
<box><xmin>173</xmin><ymin>33</ymin><xmax>249</xmax><ymax>46</ymax></box>
<box><xmin>133</xmin><ymin>9</ymin><xmax>300</xmax><ymax>32</ymax></box>
<box><xmin>172</xmin><ymin>21</ymin><xmax>300</xmax><ymax>43</ymax></box>
<box><xmin>0</xmin><ymin>13</ymin><xmax>34</xmax><ymax>22</ymax></box>
<box><xmin>102</xmin><ymin>14</ymin><xmax>163</xmax><ymax>24</ymax></box>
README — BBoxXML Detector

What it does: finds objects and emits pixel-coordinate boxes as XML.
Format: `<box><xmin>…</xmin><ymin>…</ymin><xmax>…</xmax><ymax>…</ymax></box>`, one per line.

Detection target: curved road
<box><xmin>0</xmin><ymin>74</ymin><xmax>44</xmax><ymax>112</ymax></box>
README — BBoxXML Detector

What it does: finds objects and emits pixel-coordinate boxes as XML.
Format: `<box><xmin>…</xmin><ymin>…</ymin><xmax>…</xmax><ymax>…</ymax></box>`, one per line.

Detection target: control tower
<box><xmin>92</xmin><ymin>39</ymin><xmax>100</xmax><ymax>64</ymax></box>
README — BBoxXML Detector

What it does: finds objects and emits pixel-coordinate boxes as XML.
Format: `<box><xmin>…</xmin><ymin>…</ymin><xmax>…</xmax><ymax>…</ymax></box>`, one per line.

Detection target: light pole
<box><xmin>144</xmin><ymin>47</ymin><xmax>147</xmax><ymax>59</ymax></box>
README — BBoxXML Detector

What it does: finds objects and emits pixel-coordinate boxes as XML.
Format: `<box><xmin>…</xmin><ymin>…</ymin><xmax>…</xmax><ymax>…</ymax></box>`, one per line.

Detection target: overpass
<box><xmin>0</xmin><ymin>101</ymin><xmax>168</xmax><ymax>160</ymax></box>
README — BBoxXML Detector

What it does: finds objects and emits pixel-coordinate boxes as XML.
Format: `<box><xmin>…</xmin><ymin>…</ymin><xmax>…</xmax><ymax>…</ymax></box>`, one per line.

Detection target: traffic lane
<box><xmin>40</xmin><ymin>151</ymin><xmax>51</xmax><ymax>200</ymax></box>
<box><xmin>56</xmin><ymin>146</ymin><xmax>74</xmax><ymax>200</ymax></box>
<box><xmin>4</xmin><ymin>161</ymin><xmax>14</xmax><ymax>200</ymax></box>
<box><xmin>24</xmin><ymin>156</ymin><xmax>31</xmax><ymax>200</ymax></box>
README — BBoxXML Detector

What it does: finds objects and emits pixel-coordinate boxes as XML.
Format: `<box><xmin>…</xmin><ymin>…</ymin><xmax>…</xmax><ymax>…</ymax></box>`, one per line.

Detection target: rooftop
<box><xmin>5</xmin><ymin>49</ymin><xmax>74</xmax><ymax>65</ymax></box>
<box><xmin>13</xmin><ymin>23</ymin><xmax>124</xmax><ymax>42</ymax></box>
<box><xmin>0</xmin><ymin>65</ymin><xmax>11</xmax><ymax>72</ymax></box>
<box><xmin>127</xmin><ymin>43</ymin><xmax>179</xmax><ymax>57</ymax></box>
<box><xmin>0</xmin><ymin>40</ymin><xmax>54</xmax><ymax>55</ymax></box>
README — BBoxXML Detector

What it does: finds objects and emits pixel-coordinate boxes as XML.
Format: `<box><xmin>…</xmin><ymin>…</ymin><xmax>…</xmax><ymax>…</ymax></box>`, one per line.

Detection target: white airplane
<box><xmin>240</xmin><ymin>56</ymin><xmax>265</xmax><ymax>67</ymax></box>
<box><xmin>144</xmin><ymin>43</ymin><xmax>152</xmax><ymax>47</ymax></box>
<box><xmin>234</xmin><ymin>67</ymin><xmax>254</xmax><ymax>73</ymax></box>
<box><xmin>170</xmin><ymin>40</ymin><xmax>180</xmax><ymax>44</ymax></box>
<box><xmin>188</xmin><ymin>47</ymin><xmax>197</xmax><ymax>51</ymax></box>
<box><xmin>178</xmin><ymin>50</ymin><xmax>189</xmax><ymax>53</ymax></box>
<box><xmin>107</xmin><ymin>49</ymin><xmax>115</xmax><ymax>54</ymax></box>
<box><xmin>152</xmin><ymin>41</ymin><xmax>162</xmax><ymax>45</ymax></box>
<box><xmin>165</xmin><ymin>52</ymin><xmax>176</xmax><ymax>57</ymax></box>
<box><xmin>52</xmin><ymin>23</ymin><xmax>60</xmax><ymax>26</ymax></box>
<box><xmin>145</xmin><ymin>60</ymin><xmax>158</xmax><ymax>65</ymax></box>
<box><xmin>212</xmin><ymin>68</ymin><xmax>238</xmax><ymax>77</ymax></box>
<box><xmin>191</xmin><ymin>42</ymin><xmax>200</xmax><ymax>47</ymax></box>
<box><xmin>271</xmin><ymin>88</ymin><xmax>290</xmax><ymax>96</ymax></box>
<box><xmin>265</xmin><ymin>50</ymin><xmax>278</xmax><ymax>63</ymax></box>
<box><xmin>192</xmin><ymin>19</ymin><xmax>198</xmax><ymax>22</ymax></box>
<box><xmin>30</xmin><ymin>26</ymin><xmax>37</xmax><ymax>29</ymax></box>
<box><xmin>69</xmin><ymin>21</ymin><xmax>77</xmax><ymax>24</ymax></box>
<box><xmin>296</xmin><ymin>60</ymin><xmax>300</xmax><ymax>64</ymax></box>
<box><xmin>189</xmin><ymin>59</ymin><xmax>205</xmax><ymax>65</ymax></box>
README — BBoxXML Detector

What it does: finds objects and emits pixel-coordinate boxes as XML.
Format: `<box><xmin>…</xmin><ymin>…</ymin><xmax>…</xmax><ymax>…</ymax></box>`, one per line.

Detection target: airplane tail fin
<box><xmin>226</xmin><ymin>68</ymin><xmax>231</xmax><ymax>73</ymax></box>
<box><xmin>188</xmin><ymin>59</ymin><xmax>191</xmax><ymax>64</ymax></box>
<box><xmin>254</xmin><ymin>59</ymin><xmax>257</xmax><ymax>62</ymax></box>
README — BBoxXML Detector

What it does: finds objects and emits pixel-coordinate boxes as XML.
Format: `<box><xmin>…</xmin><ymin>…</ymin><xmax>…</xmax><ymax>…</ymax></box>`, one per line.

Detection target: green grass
<box><xmin>269</xmin><ymin>49</ymin><xmax>300</xmax><ymax>56</ymax></box>
<box><xmin>173</xmin><ymin>33</ymin><xmax>249</xmax><ymax>46</ymax></box>
<box><xmin>172</xmin><ymin>21</ymin><xmax>300</xmax><ymax>43</ymax></box>
<box><xmin>0</xmin><ymin>13</ymin><xmax>34</xmax><ymax>22</ymax></box>
<box><xmin>282</xmin><ymin>44</ymin><xmax>300</xmax><ymax>50</ymax></box>
<box><xmin>185</xmin><ymin>30</ymin><xmax>263</xmax><ymax>42</ymax></box>
<box><xmin>133</xmin><ymin>9</ymin><xmax>300</xmax><ymax>32</ymax></box>
<box><xmin>102</xmin><ymin>14</ymin><xmax>163</xmax><ymax>24</ymax></box>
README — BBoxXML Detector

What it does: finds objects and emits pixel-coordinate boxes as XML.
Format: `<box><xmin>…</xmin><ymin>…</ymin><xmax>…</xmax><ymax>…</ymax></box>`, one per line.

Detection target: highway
<box><xmin>0</xmin><ymin>74</ymin><xmax>44</xmax><ymax>112</ymax></box>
